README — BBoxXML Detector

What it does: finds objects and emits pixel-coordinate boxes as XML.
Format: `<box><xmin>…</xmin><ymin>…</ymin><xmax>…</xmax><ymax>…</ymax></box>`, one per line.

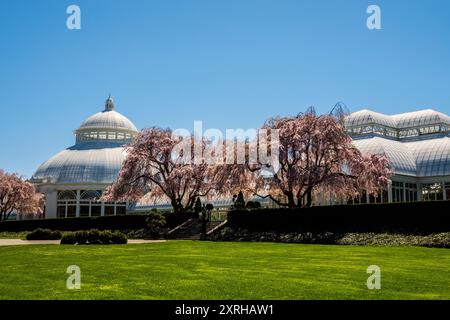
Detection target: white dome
<box><xmin>78</xmin><ymin>110</ymin><xmax>138</xmax><ymax>132</ymax></box>
<box><xmin>32</xmin><ymin>96</ymin><xmax>138</xmax><ymax>185</ymax></box>
<box><xmin>32</xmin><ymin>141</ymin><xmax>126</xmax><ymax>184</ymax></box>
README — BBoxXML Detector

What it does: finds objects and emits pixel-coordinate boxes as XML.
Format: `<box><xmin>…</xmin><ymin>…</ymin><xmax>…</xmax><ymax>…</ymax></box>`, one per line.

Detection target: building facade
<box><xmin>31</xmin><ymin>97</ymin><xmax>139</xmax><ymax>218</ymax></box>
<box><xmin>31</xmin><ymin>104</ymin><xmax>450</xmax><ymax>218</ymax></box>
<box><xmin>345</xmin><ymin>109</ymin><xmax>450</xmax><ymax>203</ymax></box>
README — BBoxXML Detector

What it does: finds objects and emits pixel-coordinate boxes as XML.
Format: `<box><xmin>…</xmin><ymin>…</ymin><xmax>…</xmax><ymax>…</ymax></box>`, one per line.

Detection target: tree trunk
<box><xmin>286</xmin><ymin>192</ymin><xmax>296</xmax><ymax>208</ymax></box>
<box><xmin>170</xmin><ymin>198</ymin><xmax>184</xmax><ymax>213</ymax></box>
<box><xmin>305</xmin><ymin>190</ymin><xmax>313</xmax><ymax>207</ymax></box>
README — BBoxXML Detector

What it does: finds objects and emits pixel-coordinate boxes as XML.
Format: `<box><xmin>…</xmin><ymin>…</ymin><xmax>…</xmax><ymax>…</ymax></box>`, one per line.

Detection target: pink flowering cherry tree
<box><xmin>0</xmin><ymin>169</ymin><xmax>43</xmax><ymax>221</ymax></box>
<box><xmin>247</xmin><ymin>112</ymin><xmax>392</xmax><ymax>207</ymax></box>
<box><xmin>102</xmin><ymin>128</ymin><xmax>242</xmax><ymax>213</ymax></box>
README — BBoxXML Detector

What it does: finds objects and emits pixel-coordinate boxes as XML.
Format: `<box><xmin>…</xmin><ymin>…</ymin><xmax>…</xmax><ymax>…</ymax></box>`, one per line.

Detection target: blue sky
<box><xmin>1</xmin><ymin>0</ymin><xmax>450</xmax><ymax>177</ymax></box>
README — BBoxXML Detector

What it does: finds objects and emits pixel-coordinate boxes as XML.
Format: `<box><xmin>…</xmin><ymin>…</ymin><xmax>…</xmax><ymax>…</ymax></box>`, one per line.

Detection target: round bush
<box><xmin>75</xmin><ymin>231</ymin><xmax>89</xmax><ymax>244</ymax></box>
<box><xmin>60</xmin><ymin>230</ymin><xmax>127</xmax><ymax>245</ymax></box>
<box><xmin>60</xmin><ymin>232</ymin><xmax>77</xmax><ymax>245</ymax></box>
<box><xmin>99</xmin><ymin>231</ymin><xmax>114</xmax><ymax>244</ymax></box>
<box><xmin>26</xmin><ymin>228</ymin><xmax>62</xmax><ymax>240</ymax></box>
<box><xmin>111</xmin><ymin>231</ymin><xmax>128</xmax><ymax>244</ymax></box>
<box><xmin>87</xmin><ymin>229</ymin><xmax>101</xmax><ymax>244</ymax></box>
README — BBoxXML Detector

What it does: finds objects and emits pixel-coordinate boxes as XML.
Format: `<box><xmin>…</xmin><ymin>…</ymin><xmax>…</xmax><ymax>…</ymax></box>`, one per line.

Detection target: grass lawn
<box><xmin>0</xmin><ymin>241</ymin><xmax>449</xmax><ymax>299</ymax></box>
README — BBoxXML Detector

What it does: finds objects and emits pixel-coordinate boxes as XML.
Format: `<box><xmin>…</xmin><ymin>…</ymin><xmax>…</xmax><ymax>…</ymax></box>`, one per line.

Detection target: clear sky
<box><xmin>1</xmin><ymin>0</ymin><xmax>450</xmax><ymax>178</ymax></box>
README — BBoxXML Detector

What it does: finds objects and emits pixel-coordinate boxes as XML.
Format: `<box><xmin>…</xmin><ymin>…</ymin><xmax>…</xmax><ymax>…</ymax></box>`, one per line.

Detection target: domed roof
<box><xmin>392</xmin><ymin>109</ymin><xmax>450</xmax><ymax>129</ymax></box>
<box><xmin>353</xmin><ymin>136</ymin><xmax>450</xmax><ymax>177</ymax></box>
<box><xmin>346</xmin><ymin>108</ymin><xmax>450</xmax><ymax>129</ymax></box>
<box><xmin>32</xmin><ymin>96</ymin><xmax>138</xmax><ymax>185</ymax></box>
<box><xmin>77</xmin><ymin>96</ymin><xmax>138</xmax><ymax>132</ymax></box>
<box><xmin>32</xmin><ymin>141</ymin><xmax>126</xmax><ymax>184</ymax></box>
<box><xmin>405</xmin><ymin>137</ymin><xmax>450</xmax><ymax>176</ymax></box>
<box><xmin>353</xmin><ymin>137</ymin><xmax>417</xmax><ymax>176</ymax></box>
<box><xmin>345</xmin><ymin>109</ymin><xmax>398</xmax><ymax>128</ymax></box>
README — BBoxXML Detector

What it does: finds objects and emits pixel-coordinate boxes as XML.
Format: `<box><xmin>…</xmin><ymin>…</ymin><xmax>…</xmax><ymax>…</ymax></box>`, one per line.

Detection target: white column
<box><xmin>443</xmin><ymin>180</ymin><xmax>447</xmax><ymax>201</ymax></box>
<box><xmin>45</xmin><ymin>190</ymin><xmax>58</xmax><ymax>219</ymax></box>
<box><xmin>76</xmin><ymin>190</ymin><xmax>80</xmax><ymax>217</ymax></box>
<box><xmin>388</xmin><ymin>186</ymin><xmax>393</xmax><ymax>203</ymax></box>
<box><xmin>417</xmin><ymin>184</ymin><xmax>423</xmax><ymax>201</ymax></box>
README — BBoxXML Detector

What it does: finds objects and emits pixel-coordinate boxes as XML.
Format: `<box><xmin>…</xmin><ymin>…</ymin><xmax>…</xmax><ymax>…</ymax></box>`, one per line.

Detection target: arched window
<box><xmin>80</xmin><ymin>190</ymin><xmax>102</xmax><ymax>217</ymax></box>
<box><xmin>57</xmin><ymin>191</ymin><xmax>77</xmax><ymax>218</ymax></box>
<box><xmin>80</xmin><ymin>190</ymin><xmax>101</xmax><ymax>200</ymax></box>
<box><xmin>57</xmin><ymin>190</ymin><xmax>77</xmax><ymax>200</ymax></box>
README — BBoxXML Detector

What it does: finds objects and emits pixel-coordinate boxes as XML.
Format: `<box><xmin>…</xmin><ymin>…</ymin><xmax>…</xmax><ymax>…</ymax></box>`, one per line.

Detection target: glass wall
<box><xmin>56</xmin><ymin>190</ymin><xmax>127</xmax><ymax>218</ymax></box>
<box><xmin>422</xmin><ymin>183</ymin><xmax>444</xmax><ymax>201</ymax></box>
<box><xmin>392</xmin><ymin>181</ymin><xmax>419</xmax><ymax>202</ymax></box>
<box><xmin>76</xmin><ymin>130</ymin><xmax>134</xmax><ymax>143</ymax></box>
<box><xmin>349</xmin><ymin>124</ymin><xmax>448</xmax><ymax>140</ymax></box>
<box><xmin>392</xmin><ymin>181</ymin><xmax>404</xmax><ymax>202</ymax></box>
<box><xmin>57</xmin><ymin>191</ymin><xmax>77</xmax><ymax>218</ymax></box>
<box><xmin>405</xmin><ymin>183</ymin><xmax>418</xmax><ymax>202</ymax></box>
<box><xmin>347</xmin><ymin>189</ymin><xmax>389</xmax><ymax>204</ymax></box>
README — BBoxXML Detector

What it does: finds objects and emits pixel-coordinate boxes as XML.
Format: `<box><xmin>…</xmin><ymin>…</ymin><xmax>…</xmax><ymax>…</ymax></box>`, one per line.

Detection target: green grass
<box><xmin>0</xmin><ymin>231</ymin><xmax>28</xmax><ymax>239</ymax></box>
<box><xmin>0</xmin><ymin>241</ymin><xmax>449</xmax><ymax>299</ymax></box>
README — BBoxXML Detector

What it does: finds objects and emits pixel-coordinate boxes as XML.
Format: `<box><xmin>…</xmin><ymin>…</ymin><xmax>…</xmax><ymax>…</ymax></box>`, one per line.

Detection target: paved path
<box><xmin>0</xmin><ymin>239</ymin><xmax>166</xmax><ymax>246</ymax></box>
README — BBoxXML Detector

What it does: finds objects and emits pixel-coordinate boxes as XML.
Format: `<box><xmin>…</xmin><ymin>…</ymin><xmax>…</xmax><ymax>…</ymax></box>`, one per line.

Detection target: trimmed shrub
<box><xmin>0</xmin><ymin>212</ymin><xmax>197</xmax><ymax>233</ymax></box>
<box><xmin>75</xmin><ymin>231</ymin><xmax>89</xmax><ymax>244</ymax></box>
<box><xmin>234</xmin><ymin>191</ymin><xmax>246</xmax><ymax>209</ymax></box>
<box><xmin>338</xmin><ymin>232</ymin><xmax>450</xmax><ymax>248</ymax></box>
<box><xmin>146</xmin><ymin>212</ymin><xmax>167</xmax><ymax>238</ymax></box>
<box><xmin>208</xmin><ymin>227</ymin><xmax>450</xmax><ymax>249</ymax></box>
<box><xmin>99</xmin><ymin>230</ymin><xmax>114</xmax><ymax>244</ymax></box>
<box><xmin>422</xmin><ymin>233</ymin><xmax>450</xmax><ymax>248</ymax></box>
<box><xmin>61</xmin><ymin>230</ymin><xmax>127</xmax><ymax>245</ymax></box>
<box><xmin>111</xmin><ymin>231</ymin><xmax>127</xmax><ymax>244</ymax></box>
<box><xmin>0</xmin><ymin>215</ymin><xmax>150</xmax><ymax>232</ymax></box>
<box><xmin>26</xmin><ymin>228</ymin><xmax>62</xmax><ymax>240</ymax></box>
<box><xmin>87</xmin><ymin>229</ymin><xmax>101</xmax><ymax>244</ymax></box>
<box><xmin>228</xmin><ymin>201</ymin><xmax>450</xmax><ymax>234</ymax></box>
<box><xmin>194</xmin><ymin>197</ymin><xmax>202</xmax><ymax>214</ymax></box>
<box><xmin>60</xmin><ymin>232</ymin><xmax>77</xmax><ymax>245</ymax></box>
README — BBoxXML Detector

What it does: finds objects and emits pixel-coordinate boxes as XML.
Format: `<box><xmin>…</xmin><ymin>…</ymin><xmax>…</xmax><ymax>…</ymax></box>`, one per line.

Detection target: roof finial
<box><xmin>105</xmin><ymin>94</ymin><xmax>115</xmax><ymax>111</ymax></box>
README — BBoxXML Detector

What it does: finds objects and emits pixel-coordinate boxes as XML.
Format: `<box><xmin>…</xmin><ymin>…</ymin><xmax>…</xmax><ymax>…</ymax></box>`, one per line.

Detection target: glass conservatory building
<box><xmin>30</xmin><ymin>102</ymin><xmax>450</xmax><ymax>218</ymax></box>
<box><xmin>31</xmin><ymin>97</ymin><xmax>139</xmax><ymax>218</ymax></box>
<box><xmin>345</xmin><ymin>109</ymin><xmax>450</xmax><ymax>203</ymax></box>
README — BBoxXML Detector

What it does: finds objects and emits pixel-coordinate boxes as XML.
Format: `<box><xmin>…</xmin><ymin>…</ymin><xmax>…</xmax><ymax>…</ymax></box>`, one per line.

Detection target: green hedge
<box><xmin>26</xmin><ymin>228</ymin><xmax>62</xmax><ymax>240</ymax></box>
<box><xmin>0</xmin><ymin>215</ymin><xmax>148</xmax><ymax>232</ymax></box>
<box><xmin>227</xmin><ymin>201</ymin><xmax>450</xmax><ymax>234</ymax></box>
<box><xmin>208</xmin><ymin>227</ymin><xmax>450</xmax><ymax>248</ymax></box>
<box><xmin>0</xmin><ymin>212</ymin><xmax>197</xmax><ymax>232</ymax></box>
<box><xmin>60</xmin><ymin>230</ymin><xmax>127</xmax><ymax>245</ymax></box>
